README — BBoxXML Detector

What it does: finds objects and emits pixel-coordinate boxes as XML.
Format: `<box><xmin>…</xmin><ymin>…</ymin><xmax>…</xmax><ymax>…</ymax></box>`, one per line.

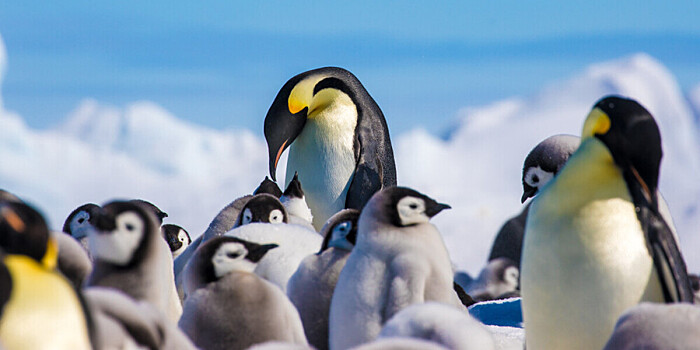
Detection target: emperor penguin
<box><xmin>329</xmin><ymin>187</ymin><xmax>460</xmax><ymax>350</ymax></box>
<box><xmin>179</xmin><ymin>236</ymin><xmax>308</xmax><ymax>350</ymax></box>
<box><xmin>280</xmin><ymin>172</ymin><xmax>315</xmax><ymax>230</ymax></box>
<box><xmin>130</xmin><ymin>199</ymin><xmax>168</xmax><ymax>224</ymax></box>
<box><xmin>521</xmin><ymin>96</ymin><xmax>695</xmax><ymax>350</ymax></box>
<box><xmin>62</xmin><ymin>203</ymin><xmax>101</xmax><ymax>254</ymax></box>
<box><xmin>234</xmin><ymin>193</ymin><xmax>289</xmax><ymax>227</ymax></box>
<box><xmin>264</xmin><ymin>67</ymin><xmax>397</xmax><ymax>230</ymax></box>
<box><xmin>162</xmin><ymin>224</ymin><xmax>191</xmax><ymax>258</ymax></box>
<box><xmin>0</xmin><ymin>201</ymin><xmax>94</xmax><ymax>350</ymax></box>
<box><xmin>86</xmin><ymin>200</ymin><xmax>182</xmax><ymax>322</ymax></box>
<box><xmin>464</xmin><ymin>257</ymin><xmax>520</xmax><ymax>302</ymax></box>
<box><xmin>488</xmin><ymin>135</ymin><xmax>580</xmax><ymax>267</ymax></box>
<box><xmin>255</xmin><ymin>176</ymin><xmax>284</xmax><ymax>197</ymax></box>
<box><xmin>286</xmin><ymin>208</ymin><xmax>360</xmax><ymax>350</ymax></box>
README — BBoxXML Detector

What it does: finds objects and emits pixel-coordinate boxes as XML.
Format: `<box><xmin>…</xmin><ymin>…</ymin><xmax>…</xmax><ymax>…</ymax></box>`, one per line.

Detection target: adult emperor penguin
<box><xmin>86</xmin><ymin>200</ymin><xmax>182</xmax><ymax>322</ymax></box>
<box><xmin>264</xmin><ymin>67</ymin><xmax>397</xmax><ymax>230</ymax></box>
<box><xmin>521</xmin><ymin>96</ymin><xmax>695</xmax><ymax>350</ymax></box>
<box><xmin>179</xmin><ymin>236</ymin><xmax>308</xmax><ymax>350</ymax></box>
<box><xmin>0</xmin><ymin>201</ymin><xmax>94</xmax><ymax>349</ymax></box>
<box><xmin>329</xmin><ymin>187</ymin><xmax>460</xmax><ymax>350</ymax></box>
<box><xmin>287</xmin><ymin>208</ymin><xmax>360</xmax><ymax>350</ymax></box>
<box><xmin>162</xmin><ymin>224</ymin><xmax>191</xmax><ymax>258</ymax></box>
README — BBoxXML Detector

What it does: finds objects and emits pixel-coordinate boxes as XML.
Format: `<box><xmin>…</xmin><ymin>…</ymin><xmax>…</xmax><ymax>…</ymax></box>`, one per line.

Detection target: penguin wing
<box><xmin>345</xmin><ymin>118</ymin><xmax>397</xmax><ymax>210</ymax></box>
<box><xmin>644</xmin><ymin>207</ymin><xmax>694</xmax><ymax>303</ymax></box>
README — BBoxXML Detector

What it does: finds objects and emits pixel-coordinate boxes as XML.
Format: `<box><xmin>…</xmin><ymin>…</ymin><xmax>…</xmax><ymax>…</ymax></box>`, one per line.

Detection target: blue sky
<box><xmin>2</xmin><ymin>1</ymin><xmax>700</xmax><ymax>134</ymax></box>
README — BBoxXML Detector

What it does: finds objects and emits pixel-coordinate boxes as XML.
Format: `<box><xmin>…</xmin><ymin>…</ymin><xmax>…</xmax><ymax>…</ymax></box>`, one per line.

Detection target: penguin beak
<box><xmin>521</xmin><ymin>186</ymin><xmax>537</xmax><ymax>203</ymax></box>
<box><xmin>246</xmin><ymin>243</ymin><xmax>279</xmax><ymax>263</ymax></box>
<box><xmin>89</xmin><ymin>209</ymin><xmax>116</xmax><ymax>232</ymax></box>
<box><xmin>264</xmin><ymin>100</ymin><xmax>308</xmax><ymax>181</ymax></box>
<box><xmin>425</xmin><ymin>202</ymin><xmax>451</xmax><ymax>218</ymax></box>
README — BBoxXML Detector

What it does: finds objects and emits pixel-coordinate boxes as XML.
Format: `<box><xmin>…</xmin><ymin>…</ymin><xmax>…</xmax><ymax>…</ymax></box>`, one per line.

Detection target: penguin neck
<box><xmin>287</xmin><ymin>102</ymin><xmax>358</xmax><ymax>230</ymax></box>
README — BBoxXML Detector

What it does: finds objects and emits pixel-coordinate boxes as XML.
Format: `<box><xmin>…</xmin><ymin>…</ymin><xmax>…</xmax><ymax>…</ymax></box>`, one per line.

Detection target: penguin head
<box><xmin>0</xmin><ymin>190</ymin><xmax>20</xmax><ymax>202</ymax></box>
<box><xmin>88</xmin><ymin>201</ymin><xmax>159</xmax><ymax>266</ymax></box>
<box><xmin>521</xmin><ymin>135</ymin><xmax>580</xmax><ymax>203</ymax></box>
<box><xmin>129</xmin><ymin>199</ymin><xmax>168</xmax><ymax>225</ymax></box>
<box><xmin>280</xmin><ymin>172</ymin><xmax>314</xmax><ymax>223</ymax></box>
<box><xmin>161</xmin><ymin>224</ymin><xmax>190</xmax><ymax>255</ymax></box>
<box><xmin>0</xmin><ymin>201</ymin><xmax>58</xmax><ymax>269</ymax></box>
<box><xmin>265</xmin><ymin>67</ymin><xmax>370</xmax><ymax>181</ymax></box>
<box><xmin>582</xmin><ymin>95</ymin><xmax>662</xmax><ymax>207</ymax></box>
<box><xmin>320</xmin><ymin>209</ymin><xmax>360</xmax><ymax>252</ymax></box>
<box><xmin>253</xmin><ymin>176</ymin><xmax>283</xmax><ymax>198</ymax></box>
<box><xmin>368</xmin><ymin>187</ymin><xmax>451</xmax><ymax>227</ymax></box>
<box><xmin>235</xmin><ymin>194</ymin><xmax>288</xmax><ymax>227</ymax></box>
<box><xmin>195</xmin><ymin>236</ymin><xmax>278</xmax><ymax>282</ymax></box>
<box><xmin>62</xmin><ymin>203</ymin><xmax>100</xmax><ymax>239</ymax></box>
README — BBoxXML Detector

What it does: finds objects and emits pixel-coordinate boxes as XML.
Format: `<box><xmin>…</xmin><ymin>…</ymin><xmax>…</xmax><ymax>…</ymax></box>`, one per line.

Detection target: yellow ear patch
<box><xmin>1</xmin><ymin>207</ymin><xmax>26</xmax><ymax>233</ymax></box>
<box><xmin>582</xmin><ymin>108</ymin><xmax>611</xmax><ymax>138</ymax></box>
<box><xmin>288</xmin><ymin>75</ymin><xmax>325</xmax><ymax>115</ymax></box>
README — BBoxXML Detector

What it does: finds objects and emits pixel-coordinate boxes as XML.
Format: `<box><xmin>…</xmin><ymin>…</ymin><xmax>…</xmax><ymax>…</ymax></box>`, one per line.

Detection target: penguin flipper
<box><xmin>644</xmin><ymin>208</ymin><xmax>694</xmax><ymax>303</ymax></box>
<box><xmin>345</xmin><ymin>127</ymin><xmax>396</xmax><ymax>210</ymax></box>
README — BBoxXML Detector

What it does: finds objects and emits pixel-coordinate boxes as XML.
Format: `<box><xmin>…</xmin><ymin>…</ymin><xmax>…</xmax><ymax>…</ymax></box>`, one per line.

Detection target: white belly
<box><xmin>522</xmin><ymin>186</ymin><xmax>663</xmax><ymax>350</ymax></box>
<box><xmin>286</xmin><ymin>108</ymin><xmax>356</xmax><ymax>230</ymax></box>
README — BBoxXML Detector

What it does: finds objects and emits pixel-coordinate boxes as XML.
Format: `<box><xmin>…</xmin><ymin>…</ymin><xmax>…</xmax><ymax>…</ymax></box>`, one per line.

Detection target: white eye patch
<box><xmin>397</xmin><ymin>196</ymin><xmax>430</xmax><ymax>226</ymax></box>
<box><xmin>178</xmin><ymin>230</ymin><xmax>188</xmax><ymax>243</ymax></box>
<box><xmin>524</xmin><ymin>166</ymin><xmax>554</xmax><ymax>189</ymax></box>
<box><xmin>89</xmin><ymin>212</ymin><xmax>144</xmax><ymax>266</ymax></box>
<box><xmin>329</xmin><ymin>221</ymin><xmax>354</xmax><ymax>251</ymax></box>
<box><xmin>212</xmin><ymin>242</ymin><xmax>255</xmax><ymax>277</ymax></box>
<box><xmin>70</xmin><ymin>211</ymin><xmax>92</xmax><ymax>239</ymax></box>
<box><xmin>242</xmin><ymin>208</ymin><xmax>253</xmax><ymax>225</ymax></box>
<box><xmin>269</xmin><ymin>209</ymin><xmax>284</xmax><ymax>224</ymax></box>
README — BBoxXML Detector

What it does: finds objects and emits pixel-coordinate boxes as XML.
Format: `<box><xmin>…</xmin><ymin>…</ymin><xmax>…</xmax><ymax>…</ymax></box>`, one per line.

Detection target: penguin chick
<box><xmin>352</xmin><ymin>338</ymin><xmax>450</xmax><ymax>350</ymax></box>
<box><xmin>86</xmin><ymin>200</ymin><xmax>182</xmax><ymax>322</ymax></box>
<box><xmin>280</xmin><ymin>172</ymin><xmax>314</xmax><ymax>229</ymax></box>
<box><xmin>287</xmin><ymin>209</ymin><xmax>359</xmax><ymax>350</ymax></box>
<box><xmin>130</xmin><ymin>199</ymin><xmax>168</xmax><ymax>224</ymax></box>
<box><xmin>255</xmin><ymin>176</ymin><xmax>284</xmax><ymax>198</ymax></box>
<box><xmin>465</xmin><ymin>257</ymin><xmax>519</xmax><ymax>302</ymax></box>
<box><xmin>179</xmin><ymin>236</ymin><xmax>307</xmax><ymax>350</ymax></box>
<box><xmin>234</xmin><ymin>193</ymin><xmax>288</xmax><ymax>228</ymax></box>
<box><xmin>53</xmin><ymin>231</ymin><xmax>92</xmax><ymax>288</ymax></box>
<box><xmin>162</xmin><ymin>224</ymin><xmax>191</xmax><ymax>258</ymax></box>
<box><xmin>329</xmin><ymin>187</ymin><xmax>459</xmax><ymax>350</ymax></box>
<box><xmin>521</xmin><ymin>96</ymin><xmax>694</xmax><ymax>350</ymax></box>
<box><xmin>0</xmin><ymin>204</ymin><xmax>93</xmax><ymax>349</ymax></box>
<box><xmin>0</xmin><ymin>190</ymin><xmax>20</xmax><ymax>202</ymax></box>
<box><xmin>378</xmin><ymin>302</ymin><xmax>495</xmax><ymax>350</ymax></box>
<box><xmin>603</xmin><ymin>302</ymin><xmax>700</xmax><ymax>350</ymax></box>
<box><xmin>63</xmin><ymin>203</ymin><xmax>101</xmax><ymax>255</ymax></box>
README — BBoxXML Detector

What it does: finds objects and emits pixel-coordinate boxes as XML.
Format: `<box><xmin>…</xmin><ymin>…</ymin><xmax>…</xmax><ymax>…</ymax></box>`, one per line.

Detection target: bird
<box><xmin>488</xmin><ymin>135</ymin><xmax>580</xmax><ymax>267</ymax></box>
<box><xmin>234</xmin><ymin>193</ymin><xmax>289</xmax><ymax>228</ymax></box>
<box><xmin>162</xmin><ymin>224</ymin><xmax>191</xmax><ymax>258</ymax></box>
<box><xmin>86</xmin><ymin>200</ymin><xmax>182</xmax><ymax>322</ymax></box>
<box><xmin>464</xmin><ymin>257</ymin><xmax>520</xmax><ymax>302</ymax></box>
<box><xmin>286</xmin><ymin>209</ymin><xmax>360</xmax><ymax>350</ymax></box>
<box><xmin>53</xmin><ymin>231</ymin><xmax>93</xmax><ymax>288</ymax></box>
<box><xmin>264</xmin><ymin>67</ymin><xmax>397</xmax><ymax>230</ymax></box>
<box><xmin>179</xmin><ymin>236</ymin><xmax>308</xmax><ymax>350</ymax></box>
<box><xmin>602</xmin><ymin>302</ymin><xmax>700</xmax><ymax>350</ymax></box>
<box><xmin>329</xmin><ymin>186</ymin><xmax>460</xmax><ymax>350</ymax></box>
<box><xmin>0</xmin><ymin>201</ymin><xmax>94</xmax><ymax>349</ymax></box>
<box><xmin>254</xmin><ymin>176</ymin><xmax>284</xmax><ymax>198</ymax></box>
<box><xmin>521</xmin><ymin>96</ymin><xmax>695</xmax><ymax>350</ymax></box>
<box><xmin>130</xmin><ymin>199</ymin><xmax>168</xmax><ymax>225</ymax></box>
<box><xmin>63</xmin><ymin>203</ymin><xmax>101</xmax><ymax>255</ymax></box>
<box><xmin>280</xmin><ymin>172</ymin><xmax>315</xmax><ymax>230</ymax></box>
<box><xmin>377</xmin><ymin>302</ymin><xmax>496</xmax><ymax>350</ymax></box>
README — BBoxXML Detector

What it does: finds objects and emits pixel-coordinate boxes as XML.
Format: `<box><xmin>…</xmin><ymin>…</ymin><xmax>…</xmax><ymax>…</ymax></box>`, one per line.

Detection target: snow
<box><xmin>1</xmin><ymin>33</ymin><xmax>700</xmax><ymax>276</ymax></box>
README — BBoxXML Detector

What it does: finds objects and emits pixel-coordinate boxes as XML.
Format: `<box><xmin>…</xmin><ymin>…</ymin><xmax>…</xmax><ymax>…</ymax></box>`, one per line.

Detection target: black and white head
<box><xmin>254</xmin><ymin>176</ymin><xmax>283</xmax><ymax>198</ymax></box>
<box><xmin>63</xmin><ymin>203</ymin><xmax>101</xmax><ymax>240</ymax></box>
<box><xmin>369</xmin><ymin>187</ymin><xmax>451</xmax><ymax>227</ymax></box>
<box><xmin>280</xmin><ymin>172</ymin><xmax>313</xmax><ymax>223</ymax></box>
<box><xmin>0</xmin><ymin>200</ymin><xmax>57</xmax><ymax>268</ymax></box>
<box><xmin>320</xmin><ymin>209</ymin><xmax>360</xmax><ymax>252</ymax></box>
<box><xmin>194</xmin><ymin>236</ymin><xmax>278</xmax><ymax>283</ymax></box>
<box><xmin>521</xmin><ymin>134</ymin><xmax>580</xmax><ymax>203</ymax></box>
<box><xmin>235</xmin><ymin>194</ymin><xmax>288</xmax><ymax>227</ymax></box>
<box><xmin>0</xmin><ymin>190</ymin><xmax>20</xmax><ymax>202</ymax></box>
<box><xmin>129</xmin><ymin>199</ymin><xmax>168</xmax><ymax>225</ymax></box>
<box><xmin>469</xmin><ymin>257</ymin><xmax>520</xmax><ymax>301</ymax></box>
<box><xmin>88</xmin><ymin>201</ymin><xmax>159</xmax><ymax>266</ymax></box>
<box><xmin>161</xmin><ymin>224</ymin><xmax>191</xmax><ymax>257</ymax></box>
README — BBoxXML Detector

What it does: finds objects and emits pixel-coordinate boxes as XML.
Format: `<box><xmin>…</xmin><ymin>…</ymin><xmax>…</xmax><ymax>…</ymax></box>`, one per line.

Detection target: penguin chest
<box><xmin>287</xmin><ymin>106</ymin><xmax>357</xmax><ymax>229</ymax></box>
<box><xmin>522</xmin><ymin>195</ymin><xmax>659</xmax><ymax>350</ymax></box>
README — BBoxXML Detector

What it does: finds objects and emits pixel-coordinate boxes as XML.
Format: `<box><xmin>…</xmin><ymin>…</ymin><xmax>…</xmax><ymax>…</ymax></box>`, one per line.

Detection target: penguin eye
<box><xmin>242</xmin><ymin>208</ymin><xmax>253</xmax><ymax>225</ymax></box>
<box><xmin>269</xmin><ymin>209</ymin><xmax>284</xmax><ymax>224</ymax></box>
<box><xmin>125</xmin><ymin>223</ymin><xmax>135</xmax><ymax>231</ymax></box>
<box><xmin>226</xmin><ymin>251</ymin><xmax>241</xmax><ymax>259</ymax></box>
<box><xmin>531</xmin><ymin>174</ymin><xmax>539</xmax><ymax>184</ymax></box>
<box><xmin>409</xmin><ymin>203</ymin><xmax>418</xmax><ymax>210</ymax></box>
<box><xmin>77</xmin><ymin>218</ymin><xmax>85</xmax><ymax>224</ymax></box>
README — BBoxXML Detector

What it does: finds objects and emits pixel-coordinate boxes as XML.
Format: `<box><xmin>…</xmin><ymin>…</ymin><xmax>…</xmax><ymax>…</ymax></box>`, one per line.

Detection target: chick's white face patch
<box><xmin>89</xmin><ymin>212</ymin><xmax>144</xmax><ymax>265</ymax></box>
<box><xmin>397</xmin><ymin>196</ymin><xmax>430</xmax><ymax>226</ymax></box>
<box><xmin>178</xmin><ymin>230</ymin><xmax>189</xmax><ymax>244</ymax></box>
<box><xmin>524</xmin><ymin>166</ymin><xmax>554</xmax><ymax>189</ymax></box>
<box><xmin>70</xmin><ymin>210</ymin><xmax>92</xmax><ymax>238</ymax></box>
<box><xmin>241</xmin><ymin>208</ymin><xmax>253</xmax><ymax>225</ymax></box>
<box><xmin>212</xmin><ymin>242</ymin><xmax>255</xmax><ymax>277</ymax></box>
<box><xmin>329</xmin><ymin>221</ymin><xmax>354</xmax><ymax>250</ymax></box>
<box><xmin>269</xmin><ymin>209</ymin><xmax>284</xmax><ymax>224</ymax></box>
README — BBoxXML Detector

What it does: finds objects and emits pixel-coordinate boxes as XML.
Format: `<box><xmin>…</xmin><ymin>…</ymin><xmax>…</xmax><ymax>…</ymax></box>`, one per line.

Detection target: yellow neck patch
<box><xmin>582</xmin><ymin>107</ymin><xmax>611</xmax><ymax>138</ymax></box>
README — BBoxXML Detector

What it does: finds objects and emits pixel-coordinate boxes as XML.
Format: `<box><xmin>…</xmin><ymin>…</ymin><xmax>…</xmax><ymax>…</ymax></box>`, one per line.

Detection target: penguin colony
<box><xmin>0</xmin><ymin>67</ymin><xmax>698</xmax><ymax>350</ymax></box>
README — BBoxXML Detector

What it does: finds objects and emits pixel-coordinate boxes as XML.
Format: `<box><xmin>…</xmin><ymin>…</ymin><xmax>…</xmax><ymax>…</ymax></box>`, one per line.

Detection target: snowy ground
<box><xmin>1</xmin><ymin>33</ymin><xmax>700</xmax><ymax>275</ymax></box>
